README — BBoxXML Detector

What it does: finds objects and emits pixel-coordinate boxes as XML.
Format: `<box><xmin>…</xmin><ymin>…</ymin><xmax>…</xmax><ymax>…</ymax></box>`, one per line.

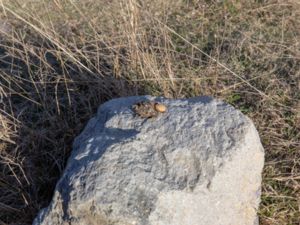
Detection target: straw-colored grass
<box><xmin>0</xmin><ymin>0</ymin><xmax>299</xmax><ymax>224</ymax></box>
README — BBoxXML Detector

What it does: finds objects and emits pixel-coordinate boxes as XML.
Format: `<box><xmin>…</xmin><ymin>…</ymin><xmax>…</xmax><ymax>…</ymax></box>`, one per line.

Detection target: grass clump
<box><xmin>0</xmin><ymin>0</ymin><xmax>299</xmax><ymax>224</ymax></box>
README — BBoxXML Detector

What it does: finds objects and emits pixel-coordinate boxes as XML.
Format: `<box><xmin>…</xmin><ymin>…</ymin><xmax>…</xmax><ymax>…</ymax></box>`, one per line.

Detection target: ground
<box><xmin>0</xmin><ymin>0</ymin><xmax>299</xmax><ymax>224</ymax></box>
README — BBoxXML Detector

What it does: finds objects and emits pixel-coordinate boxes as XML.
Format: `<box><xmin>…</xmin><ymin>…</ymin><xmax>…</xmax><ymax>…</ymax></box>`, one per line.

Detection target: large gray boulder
<box><xmin>33</xmin><ymin>96</ymin><xmax>264</xmax><ymax>225</ymax></box>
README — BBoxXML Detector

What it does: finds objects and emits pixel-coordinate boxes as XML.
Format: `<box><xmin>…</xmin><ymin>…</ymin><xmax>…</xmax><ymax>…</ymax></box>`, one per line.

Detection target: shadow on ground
<box><xmin>0</xmin><ymin>40</ymin><xmax>147</xmax><ymax>224</ymax></box>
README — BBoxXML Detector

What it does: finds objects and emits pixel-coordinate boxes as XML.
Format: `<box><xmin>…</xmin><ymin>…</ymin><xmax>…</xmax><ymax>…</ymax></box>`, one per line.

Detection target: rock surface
<box><xmin>33</xmin><ymin>96</ymin><xmax>264</xmax><ymax>225</ymax></box>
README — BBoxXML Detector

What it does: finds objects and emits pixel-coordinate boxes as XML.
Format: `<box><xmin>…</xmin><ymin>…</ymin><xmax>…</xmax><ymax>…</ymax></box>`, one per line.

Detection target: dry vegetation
<box><xmin>0</xmin><ymin>0</ymin><xmax>299</xmax><ymax>224</ymax></box>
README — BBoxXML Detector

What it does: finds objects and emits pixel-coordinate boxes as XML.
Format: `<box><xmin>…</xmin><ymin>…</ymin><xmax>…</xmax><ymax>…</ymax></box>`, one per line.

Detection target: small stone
<box><xmin>154</xmin><ymin>103</ymin><xmax>167</xmax><ymax>113</ymax></box>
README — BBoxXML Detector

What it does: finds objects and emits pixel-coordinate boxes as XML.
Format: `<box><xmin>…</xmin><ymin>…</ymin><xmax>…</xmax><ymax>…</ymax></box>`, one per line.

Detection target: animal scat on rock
<box><xmin>132</xmin><ymin>101</ymin><xmax>167</xmax><ymax>118</ymax></box>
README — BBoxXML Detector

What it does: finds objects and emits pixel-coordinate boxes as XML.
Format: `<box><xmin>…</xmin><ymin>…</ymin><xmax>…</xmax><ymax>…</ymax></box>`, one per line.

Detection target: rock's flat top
<box><xmin>34</xmin><ymin>96</ymin><xmax>264</xmax><ymax>225</ymax></box>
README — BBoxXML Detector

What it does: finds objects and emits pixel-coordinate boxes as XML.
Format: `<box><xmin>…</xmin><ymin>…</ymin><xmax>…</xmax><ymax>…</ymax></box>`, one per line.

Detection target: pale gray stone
<box><xmin>33</xmin><ymin>96</ymin><xmax>264</xmax><ymax>225</ymax></box>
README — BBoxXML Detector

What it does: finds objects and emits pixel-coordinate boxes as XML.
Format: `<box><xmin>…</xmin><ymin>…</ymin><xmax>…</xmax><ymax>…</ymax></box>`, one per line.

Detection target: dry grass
<box><xmin>0</xmin><ymin>0</ymin><xmax>299</xmax><ymax>224</ymax></box>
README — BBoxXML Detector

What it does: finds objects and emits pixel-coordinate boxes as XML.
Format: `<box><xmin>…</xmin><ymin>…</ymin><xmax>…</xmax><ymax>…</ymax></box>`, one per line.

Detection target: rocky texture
<box><xmin>33</xmin><ymin>96</ymin><xmax>264</xmax><ymax>225</ymax></box>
